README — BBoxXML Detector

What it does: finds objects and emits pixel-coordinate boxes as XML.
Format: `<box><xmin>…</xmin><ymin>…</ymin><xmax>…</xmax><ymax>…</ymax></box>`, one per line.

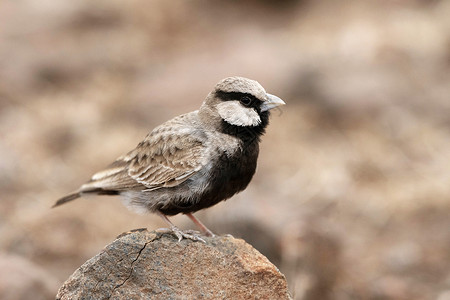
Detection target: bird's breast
<box><xmin>154</xmin><ymin>139</ymin><xmax>259</xmax><ymax>215</ymax></box>
<box><xmin>206</xmin><ymin>141</ymin><xmax>259</xmax><ymax>196</ymax></box>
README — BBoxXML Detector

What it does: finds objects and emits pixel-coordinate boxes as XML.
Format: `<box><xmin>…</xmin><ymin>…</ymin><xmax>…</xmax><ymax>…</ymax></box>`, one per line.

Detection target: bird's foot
<box><xmin>156</xmin><ymin>226</ymin><xmax>206</xmax><ymax>243</ymax></box>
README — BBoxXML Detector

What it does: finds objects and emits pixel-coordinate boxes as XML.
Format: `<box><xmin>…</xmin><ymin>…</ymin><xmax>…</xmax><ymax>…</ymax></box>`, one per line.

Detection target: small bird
<box><xmin>54</xmin><ymin>76</ymin><xmax>285</xmax><ymax>241</ymax></box>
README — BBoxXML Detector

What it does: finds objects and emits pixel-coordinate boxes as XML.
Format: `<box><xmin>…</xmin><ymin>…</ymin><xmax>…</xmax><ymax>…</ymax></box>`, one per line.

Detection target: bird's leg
<box><xmin>185</xmin><ymin>213</ymin><xmax>215</xmax><ymax>237</ymax></box>
<box><xmin>156</xmin><ymin>211</ymin><xmax>206</xmax><ymax>243</ymax></box>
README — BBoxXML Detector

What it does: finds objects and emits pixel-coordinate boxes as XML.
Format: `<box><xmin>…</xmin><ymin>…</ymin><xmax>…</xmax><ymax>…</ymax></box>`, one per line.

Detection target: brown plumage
<box><xmin>54</xmin><ymin>76</ymin><xmax>285</xmax><ymax>241</ymax></box>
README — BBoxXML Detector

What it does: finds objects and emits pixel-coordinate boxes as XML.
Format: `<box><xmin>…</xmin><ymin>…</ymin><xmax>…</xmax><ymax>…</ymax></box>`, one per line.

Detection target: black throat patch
<box><xmin>215</xmin><ymin>90</ymin><xmax>270</xmax><ymax>143</ymax></box>
<box><xmin>220</xmin><ymin>111</ymin><xmax>269</xmax><ymax>144</ymax></box>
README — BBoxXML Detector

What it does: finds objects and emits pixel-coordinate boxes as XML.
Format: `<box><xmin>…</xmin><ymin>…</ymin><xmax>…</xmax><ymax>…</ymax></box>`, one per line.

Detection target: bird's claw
<box><xmin>156</xmin><ymin>227</ymin><xmax>206</xmax><ymax>243</ymax></box>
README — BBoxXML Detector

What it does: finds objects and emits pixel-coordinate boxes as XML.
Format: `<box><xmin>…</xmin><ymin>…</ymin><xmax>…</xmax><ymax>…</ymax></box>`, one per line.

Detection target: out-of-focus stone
<box><xmin>56</xmin><ymin>229</ymin><xmax>291</xmax><ymax>299</ymax></box>
<box><xmin>0</xmin><ymin>253</ymin><xmax>60</xmax><ymax>300</ymax></box>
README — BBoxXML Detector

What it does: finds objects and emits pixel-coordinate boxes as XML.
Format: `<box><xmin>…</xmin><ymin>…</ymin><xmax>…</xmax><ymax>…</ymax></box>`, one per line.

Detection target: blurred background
<box><xmin>1</xmin><ymin>0</ymin><xmax>450</xmax><ymax>299</ymax></box>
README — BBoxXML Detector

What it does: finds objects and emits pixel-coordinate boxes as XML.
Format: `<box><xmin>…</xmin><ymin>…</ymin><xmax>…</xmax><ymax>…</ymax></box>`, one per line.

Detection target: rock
<box><xmin>56</xmin><ymin>229</ymin><xmax>291</xmax><ymax>299</ymax></box>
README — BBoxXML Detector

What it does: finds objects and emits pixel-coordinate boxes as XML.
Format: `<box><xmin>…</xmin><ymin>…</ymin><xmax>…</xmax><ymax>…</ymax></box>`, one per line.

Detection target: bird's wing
<box><xmin>80</xmin><ymin>115</ymin><xmax>207</xmax><ymax>193</ymax></box>
<box><xmin>126</xmin><ymin>128</ymin><xmax>206</xmax><ymax>188</ymax></box>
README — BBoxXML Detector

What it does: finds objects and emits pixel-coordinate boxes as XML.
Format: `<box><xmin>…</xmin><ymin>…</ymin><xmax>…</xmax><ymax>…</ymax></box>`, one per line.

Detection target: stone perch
<box><xmin>56</xmin><ymin>229</ymin><xmax>291</xmax><ymax>299</ymax></box>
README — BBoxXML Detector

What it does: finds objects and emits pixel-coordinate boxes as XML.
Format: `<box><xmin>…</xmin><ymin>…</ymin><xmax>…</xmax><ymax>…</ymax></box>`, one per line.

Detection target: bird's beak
<box><xmin>261</xmin><ymin>93</ymin><xmax>286</xmax><ymax>112</ymax></box>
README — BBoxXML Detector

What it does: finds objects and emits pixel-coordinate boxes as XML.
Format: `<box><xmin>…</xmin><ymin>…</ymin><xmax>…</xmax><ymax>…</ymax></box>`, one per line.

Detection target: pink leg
<box><xmin>186</xmin><ymin>213</ymin><xmax>215</xmax><ymax>237</ymax></box>
<box><xmin>156</xmin><ymin>211</ymin><xmax>206</xmax><ymax>242</ymax></box>
<box><xmin>157</xmin><ymin>211</ymin><xmax>176</xmax><ymax>227</ymax></box>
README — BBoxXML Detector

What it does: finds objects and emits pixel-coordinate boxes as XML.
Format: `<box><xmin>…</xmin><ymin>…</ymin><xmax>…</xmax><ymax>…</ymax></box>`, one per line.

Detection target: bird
<box><xmin>53</xmin><ymin>76</ymin><xmax>285</xmax><ymax>242</ymax></box>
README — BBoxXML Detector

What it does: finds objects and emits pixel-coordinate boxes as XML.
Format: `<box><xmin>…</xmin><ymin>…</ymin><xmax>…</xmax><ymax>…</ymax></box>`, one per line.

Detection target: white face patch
<box><xmin>217</xmin><ymin>101</ymin><xmax>261</xmax><ymax>127</ymax></box>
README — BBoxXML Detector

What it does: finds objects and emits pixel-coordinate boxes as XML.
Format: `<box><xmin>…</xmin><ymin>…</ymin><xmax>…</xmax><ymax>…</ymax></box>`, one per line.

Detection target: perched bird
<box><xmin>54</xmin><ymin>76</ymin><xmax>285</xmax><ymax>241</ymax></box>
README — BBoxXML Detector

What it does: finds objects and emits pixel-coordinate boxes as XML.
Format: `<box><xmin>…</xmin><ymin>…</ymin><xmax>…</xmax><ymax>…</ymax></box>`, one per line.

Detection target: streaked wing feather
<box><xmin>128</xmin><ymin>133</ymin><xmax>205</xmax><ymax>188</ymax></box>
<box><xmin>80</xmin><ymin>157</ymin><xmax>143</xmax><ymax>192</ymax></box>
<box><xmin>79</xmin><ymin>112</ymin><xmax>206</xmax><ymax>193</ymax></box>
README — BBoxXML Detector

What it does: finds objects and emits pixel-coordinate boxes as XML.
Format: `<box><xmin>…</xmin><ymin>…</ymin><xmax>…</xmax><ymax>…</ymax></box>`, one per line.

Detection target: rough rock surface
<box><xmin>56</xmin><ymin>229</ymin><xmax>291</xmax><ymax>299</ymax></box>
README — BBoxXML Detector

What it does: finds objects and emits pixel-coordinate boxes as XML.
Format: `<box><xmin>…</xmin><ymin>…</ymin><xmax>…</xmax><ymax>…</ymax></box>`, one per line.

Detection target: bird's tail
<box><xmin>52</xmin><ymin>192</ymin><xmax>81</xmax><ymax>208</ymax></box>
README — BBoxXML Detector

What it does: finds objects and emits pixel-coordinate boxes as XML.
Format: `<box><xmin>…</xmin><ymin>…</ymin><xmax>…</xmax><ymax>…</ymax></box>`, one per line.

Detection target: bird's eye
<box><xmin>240</xmin><ymin>96</ymin><xmax>252</xmax><ymax>107</ymax></box>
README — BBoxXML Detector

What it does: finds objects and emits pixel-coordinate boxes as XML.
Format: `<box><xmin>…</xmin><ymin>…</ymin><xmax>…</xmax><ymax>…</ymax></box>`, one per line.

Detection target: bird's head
<box><xmin>199</xmin><ymin>77</ymin><xmax>285</xmax><ymax>131</ymax></box>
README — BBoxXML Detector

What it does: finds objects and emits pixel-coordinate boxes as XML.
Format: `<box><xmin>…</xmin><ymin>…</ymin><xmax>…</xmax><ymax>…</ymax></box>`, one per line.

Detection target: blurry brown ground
<box><xmin>1</xmin><ymin>1</ymin><xmax>450</xmax><ymax>299</ymax></box>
